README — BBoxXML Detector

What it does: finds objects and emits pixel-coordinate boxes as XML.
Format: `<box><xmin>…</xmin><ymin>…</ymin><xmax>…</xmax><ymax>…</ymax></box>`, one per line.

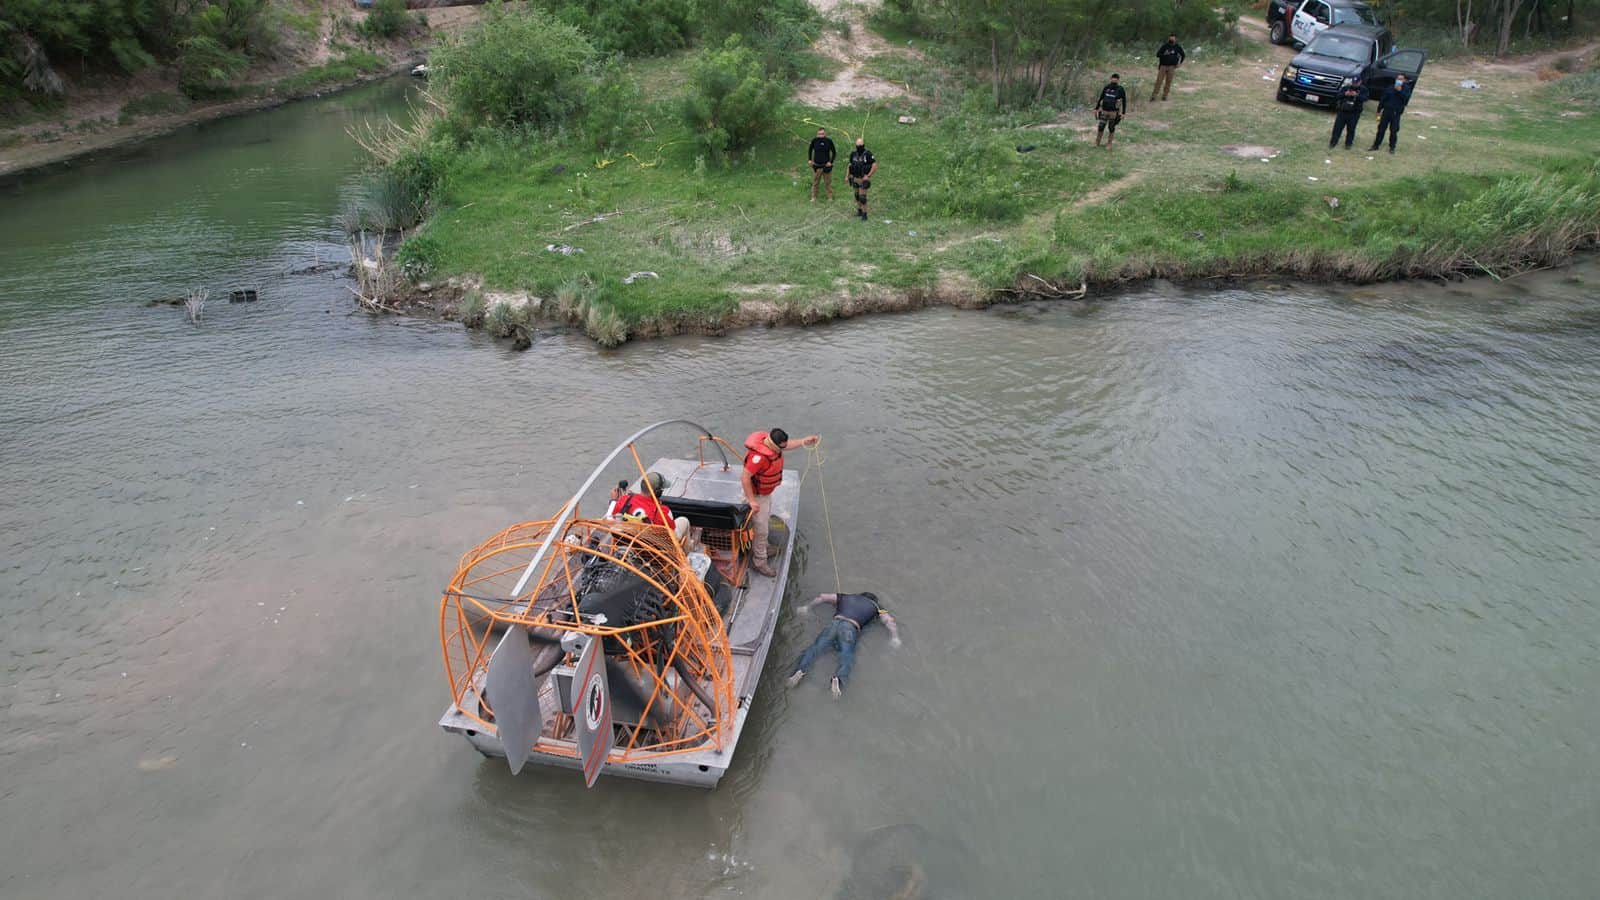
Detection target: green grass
<box><xmin>403</xmin><ymin>35</ymin><xmax>1600</xmax><ymax>343</ymax></box>
<box><xmin>117</xmin><ymin>92</ymin><xmax>191</xmax><ymax>124</ymax></box>
<box><xmin>273</xmin><ymin>48</ymin><xmax>388</xmax><ymax>95</ymax></box>
<box><xmin>1551</xmin><ymin>68</ymin><xmax>1600</xmax><ymax>105</ymax></box>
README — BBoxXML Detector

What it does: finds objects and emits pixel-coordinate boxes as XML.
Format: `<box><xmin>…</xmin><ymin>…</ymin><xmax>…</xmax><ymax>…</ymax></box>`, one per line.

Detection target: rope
<box><xmin>799</xmin><ymin>439</ymin><xmax>844</xmax><ymax>594</ymax></box>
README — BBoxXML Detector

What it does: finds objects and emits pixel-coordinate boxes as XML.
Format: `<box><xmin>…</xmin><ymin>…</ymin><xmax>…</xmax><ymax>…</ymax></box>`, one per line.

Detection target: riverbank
<box><xmin>388</xmin><ymin>22</ymin><xmax>1600</xmax><ymax>345</ymax></box>
<box><xmin>0</xmin><ymin>4</ymin><xmax>480</xmax><ymax>179</ymax></box>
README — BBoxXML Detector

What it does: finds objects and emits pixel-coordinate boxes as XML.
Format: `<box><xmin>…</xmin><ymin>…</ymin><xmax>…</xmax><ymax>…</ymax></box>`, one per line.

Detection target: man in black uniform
<box><xmin>847</xmin><ymin>138</ymin><xmax>877</xmax><ymax>221</ymax></box>
<box><xmin>786</xmin><ymin>591</ymin><xmax>901</xmax><ymax>698</ymax></box>
<box><xmin>807</xmin><ymin>127</ymin><xmax>837</xmax><ymax>202</ymax></box>
<box><xmin>1368</xmin><ymin>74</ymin><xmax>1413</xmax><ymax>154</ymax></box>
<box><xmin>1152</xmin><ymin>34</ymin><xmax>1186</xmax><ymax>101</ymax></box>
<box><xmin>1329</xmin><ymin>74</ymin><xmax>1369</xmax><ymax>149</ymax></box>
<box><xmin>1095</xmin><ymin>73</ymin><xmax>1129</xmax><ymax>148</ymax></box>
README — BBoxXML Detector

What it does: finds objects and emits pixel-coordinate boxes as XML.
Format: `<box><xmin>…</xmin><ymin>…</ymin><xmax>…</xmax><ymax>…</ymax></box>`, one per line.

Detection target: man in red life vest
<box><xmin>742</xmin><ymin>427</ymin><xmax>819</xmax><ymax>577</ymax></box>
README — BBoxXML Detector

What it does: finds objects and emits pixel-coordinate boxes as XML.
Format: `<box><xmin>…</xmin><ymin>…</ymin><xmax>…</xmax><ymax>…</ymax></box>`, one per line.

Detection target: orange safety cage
<box><xmin>439</xmin><ymin>430</ymin><xmax>751</xmax><ymax>765</ymax></box>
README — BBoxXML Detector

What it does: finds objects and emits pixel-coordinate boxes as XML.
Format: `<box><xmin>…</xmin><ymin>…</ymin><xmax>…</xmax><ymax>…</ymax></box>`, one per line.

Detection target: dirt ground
<box><xmin>795</xmin><ymin>0</ymin><xmax>919</xmax><ymax>108</ymax></box>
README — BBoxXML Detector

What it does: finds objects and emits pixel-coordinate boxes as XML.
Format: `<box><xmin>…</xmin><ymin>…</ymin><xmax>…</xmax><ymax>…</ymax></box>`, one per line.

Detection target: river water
<box><xmin>2</xmin><ymin>79</ymin><xmax>1598</xmax><ymax>899</ymax></box>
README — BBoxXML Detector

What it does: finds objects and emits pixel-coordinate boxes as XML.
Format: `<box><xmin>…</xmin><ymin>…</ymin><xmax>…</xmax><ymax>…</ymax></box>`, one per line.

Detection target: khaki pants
<box><xmin>751</xmin><ymin>494</ymin><xmax>772</xmax><ymax>562</ymax></box>
<box><xmin>1152</xmin><ymin>65</ymin><xmax>1176</xmax><ymax>100</ymax></box>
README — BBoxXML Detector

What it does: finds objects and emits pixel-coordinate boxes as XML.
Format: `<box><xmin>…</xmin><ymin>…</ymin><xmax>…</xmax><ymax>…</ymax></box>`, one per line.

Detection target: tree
<box><xmin>429</xmin><ymin>4</ymin><xmax>597</xmax><ymax>128</ymax></box>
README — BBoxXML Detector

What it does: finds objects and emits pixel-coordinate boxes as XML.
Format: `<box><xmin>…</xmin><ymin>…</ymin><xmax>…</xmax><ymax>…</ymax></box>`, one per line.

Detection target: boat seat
<box><xmin>660</xmin><ymin>496</ymin><xmax>750</xmax><ymax>531</ymax></box>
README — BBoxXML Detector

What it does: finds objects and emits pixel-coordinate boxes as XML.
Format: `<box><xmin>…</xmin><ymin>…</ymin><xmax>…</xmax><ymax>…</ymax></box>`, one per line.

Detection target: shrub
<box><xmin>681</xmin><ymin>36</ymin><xmax>788</xmax><ymax>160</ymax></box>
<box><xmin>174</xmin><ymin>0</ymin><xmax>274</xmax><ymax>98</ymax></box>
<box><xmin>395</xmin><ymin>233</ymin><xmax>442</xmax><ymax>280</ymax></box>
<box><xmin>429</xmin><ymin>5</ymin><xmax>597</xmax><ymax>129</ymax></box>
<box><xmin>547</xmin><ymin>0</ymin><xmax>693</xmax><ymax>56</ymax></box>
<box><xmin>700</xmin><ymin>0</ymin><xmax>820</xmax><ymax>79</ymax></box>
<box><xmin>585</xmin><ymin>58</ymin><xmax>641</xmax><ymax>151</ymax></box>
<box><xmin>177</xmin><ymin>34</ymin><xmax>249</xmax><ymax>98</ymax></box>
<box><xmin>360</xmin><ymin>0</ymin><xmax>411</xmax><ymax>38</ymax></box>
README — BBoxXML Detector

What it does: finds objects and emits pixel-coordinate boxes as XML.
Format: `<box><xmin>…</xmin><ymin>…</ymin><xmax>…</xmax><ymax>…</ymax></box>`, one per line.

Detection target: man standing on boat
<box><xmin>787</xmin><ymin>591</ymin><xmax>901</xmax><ymax>698</ymax></box>
<box><xmin>742</xmin><ymin>427</ymin><xmax>818</xmax><ymax>578</ymax></box>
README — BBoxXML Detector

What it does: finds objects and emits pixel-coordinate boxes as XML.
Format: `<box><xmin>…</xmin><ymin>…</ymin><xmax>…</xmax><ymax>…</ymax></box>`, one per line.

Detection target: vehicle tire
<box><xmin>1270</xmin><ymin>20</ymin><xmax>1288</xmax><ymax>44</ymax></box>
<box><xmin>1275</xmin><ymin>86</ymin><xmax>1291</xmax><ymax>103</ymax></box>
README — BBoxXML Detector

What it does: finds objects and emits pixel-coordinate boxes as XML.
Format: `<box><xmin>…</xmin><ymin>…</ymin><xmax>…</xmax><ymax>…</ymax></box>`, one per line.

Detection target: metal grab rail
<box><xmin>508</xmin><ymin>420</ymin><xmax>726</xmax><ymax>604</ymax></box>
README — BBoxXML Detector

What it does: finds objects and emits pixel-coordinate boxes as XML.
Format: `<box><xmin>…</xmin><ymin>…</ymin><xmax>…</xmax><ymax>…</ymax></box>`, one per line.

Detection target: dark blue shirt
<box><xmin>1378</xmin><ymin>80</ymin><xmax>1413</xmax><ymax>113</ymax></box>
<box><xmin>835</xmin><ymin>592</ymin><xmax>883</xmax><ymax>628</ymax></box>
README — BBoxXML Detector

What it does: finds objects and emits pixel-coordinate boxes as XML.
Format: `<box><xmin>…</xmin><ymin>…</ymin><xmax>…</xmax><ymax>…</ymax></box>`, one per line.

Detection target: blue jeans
<box><xmin>795</xmin><ymin>618</ymin><xmax>860</xmax><ymax>687</ymax></box>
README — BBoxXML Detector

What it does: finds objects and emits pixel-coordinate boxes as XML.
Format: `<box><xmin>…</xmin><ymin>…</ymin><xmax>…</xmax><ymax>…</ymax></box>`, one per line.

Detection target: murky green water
<box><xmin>2</xmin><ymin>78</ymin><xmax>1598</xmax><ymax>900</ymax></box>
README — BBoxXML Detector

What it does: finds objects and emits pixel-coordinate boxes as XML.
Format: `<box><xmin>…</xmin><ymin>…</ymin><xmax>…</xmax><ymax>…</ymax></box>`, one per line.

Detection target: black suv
<box><xmin>1276</xmin><ymin>25</ymin><xmax>1426</xmax><ymax>108</ymax></box>
<box><xmin>1267</xmin><ymin>0</ymin><xmax>1381</xmax><ymax>47</ymax></box>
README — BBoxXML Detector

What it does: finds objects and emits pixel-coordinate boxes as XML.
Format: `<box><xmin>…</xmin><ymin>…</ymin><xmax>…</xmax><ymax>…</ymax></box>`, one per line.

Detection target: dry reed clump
<box><xmin>184</xmin><ymin>287</ymin><xmax>207</xmax><ymax>324</ymax></box>
<box><xmin>584</xmin><ymin>304</ymin><xmax>627</xmax><ymax>347</ymax></box>
<box><xmin>455</xmin><ymin>292</ymin><xmax>487</xmax><ymax>327</ymax></box>
<box><xmin>347</xmin><ymin>232</ymin><xmax>402</xmax><ymax>311</ymax></box>
<box><xmin>348</xmin><ymin>92</ymin><xmax>445</xmax><ymax>167</ymax></box>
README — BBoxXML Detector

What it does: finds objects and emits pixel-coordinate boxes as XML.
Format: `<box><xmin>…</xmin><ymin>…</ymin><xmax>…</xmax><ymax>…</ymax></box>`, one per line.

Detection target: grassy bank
<box><xmin>393</xmin><ymin>31</ymin><xmax>1600</xmax><ymax>344</ymax></box>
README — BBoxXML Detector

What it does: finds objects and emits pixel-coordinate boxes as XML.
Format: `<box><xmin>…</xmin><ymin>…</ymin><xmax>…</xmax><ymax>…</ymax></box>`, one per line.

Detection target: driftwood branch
<box><xmin>998</xmin><ymin>274</ymin><xmax>1088</xmax><ymax>299</ymax></box>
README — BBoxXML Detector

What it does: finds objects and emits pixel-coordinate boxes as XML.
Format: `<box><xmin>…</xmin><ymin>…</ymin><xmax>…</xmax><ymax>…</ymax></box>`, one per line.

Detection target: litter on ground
<box><xmin>546</xmin><ymin>244</ymin><xmax>584</xmax><ymax>255</ymax></box>
<box><xmin>622</xmin><ymin>271</ymin><xmax>659</xmax><ymax>284</ymax></box>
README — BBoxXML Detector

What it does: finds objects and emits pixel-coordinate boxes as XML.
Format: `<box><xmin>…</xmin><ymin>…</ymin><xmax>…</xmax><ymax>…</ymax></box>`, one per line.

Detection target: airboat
<box><xmin>437</xmin><ymin>421</ymin><xmax>799</xmax><ymax>788</ymax></box>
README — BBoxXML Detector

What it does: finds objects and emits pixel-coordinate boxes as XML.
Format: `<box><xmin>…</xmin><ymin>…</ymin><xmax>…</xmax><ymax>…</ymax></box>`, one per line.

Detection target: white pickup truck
<box><xmin>1267</xmin><ymin>0</ymin><xmax>1382</xmax><ymax>47</ymax></box>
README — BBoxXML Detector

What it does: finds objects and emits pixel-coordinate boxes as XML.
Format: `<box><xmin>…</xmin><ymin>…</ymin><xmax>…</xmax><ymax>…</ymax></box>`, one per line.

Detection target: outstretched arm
<box><xmin>804</xmin><ymin>593</ymin><xmax>839</xmax><ymax>611</ymax></box>
<box><xmin>881</xmin><ymin>612</ymin><xmax>902</xmax><ymax>647</ymax></box>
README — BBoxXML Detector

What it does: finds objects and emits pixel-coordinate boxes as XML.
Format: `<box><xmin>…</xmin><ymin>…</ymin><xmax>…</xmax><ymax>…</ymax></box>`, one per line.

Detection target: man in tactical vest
<box><xmin>1329</xmin><ymin>75</ymin><xmax>1369</xmax><ymax>149</ymax></box>
<box><xmin>786</xmin><ymin>591</ymin><xmax>902</xmax><ymax>698</ymax></box>
<box><xmin>742</xmin><ymin>427</ymin><xmax>820</xmax><ymax>577</ymax></box>
<box><xmin>1151</xmin><ymin>34</ymin><xmax>1186</xmax><ymax>101</ymax></box>
<box><xmin>847</xmin><ymin>138</ymin><xmax>878</xmax><ymax>220</ymax></box>
<box><xmin>1094</xmin><ymin>74</ymin><xmax>1129</xmax><ymax>148</ymax></box>
<box><xmin>1368</xmin><ymin>74</ymin><xmax>1413</xmax><ymax>155</ymax></box>
<box><xmin>808</xmin><ymin>127</ymin><xmax>837</xmax><ymax>202</ymax></box>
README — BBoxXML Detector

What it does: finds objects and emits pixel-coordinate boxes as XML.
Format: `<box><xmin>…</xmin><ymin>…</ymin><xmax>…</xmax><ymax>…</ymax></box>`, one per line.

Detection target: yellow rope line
<box><xmin>800</xmin><ymin>440</ymin><xmax>843</xmax><ymax>594</ymax></box>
